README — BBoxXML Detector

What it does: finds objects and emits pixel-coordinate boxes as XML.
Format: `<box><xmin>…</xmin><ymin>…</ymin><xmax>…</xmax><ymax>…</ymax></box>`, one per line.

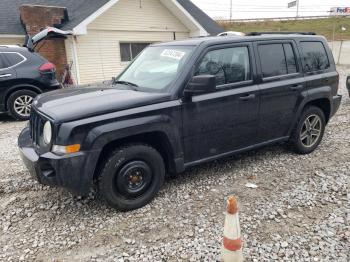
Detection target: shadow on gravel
<box><xmin>0</xmin><ymin>113</ymin><xmax>17</xmax><ymax>123</ymax></box>
<box><xmin>165</xmin><ymin>143</ymin><xmax>289</xmax><ymax>185</ymax></box>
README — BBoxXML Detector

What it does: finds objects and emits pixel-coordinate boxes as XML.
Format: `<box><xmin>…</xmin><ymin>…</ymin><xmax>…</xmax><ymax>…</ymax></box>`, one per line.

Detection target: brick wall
<box><xmin>19</xmin><ymin>5</ymin><xmax>69</xmax><ymax>80</ymax></box>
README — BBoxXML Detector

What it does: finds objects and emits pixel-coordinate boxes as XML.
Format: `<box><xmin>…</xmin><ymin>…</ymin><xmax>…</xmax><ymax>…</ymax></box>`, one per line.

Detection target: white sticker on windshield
<box><xmin>161</xmin><ymin>49</ymin><xmax>186</xmax><ymax>60</ymax></box>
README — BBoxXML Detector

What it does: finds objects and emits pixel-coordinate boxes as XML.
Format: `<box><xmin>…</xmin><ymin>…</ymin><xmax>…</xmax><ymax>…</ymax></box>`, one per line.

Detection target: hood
<box><xmin>33</xmin><ymin>87</ymin><xmax>171</xmax><ymax>122</ymax></box>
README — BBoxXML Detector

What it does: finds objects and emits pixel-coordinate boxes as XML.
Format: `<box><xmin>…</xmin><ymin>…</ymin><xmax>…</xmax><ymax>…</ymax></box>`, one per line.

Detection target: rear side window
<box><xmin>0</xmin><ymin>54</ymin><xmax>7</xmax><ymax>69</ymax></box>
<box><xmin>300</xmin><ymin>41</ymin><xmax>330</xmax><ymax>72</ymax></box>
<box><xmin>258</xmin><ymin>43</ymin><xmax>298</xmax><ymax>78</ymax></box>
<box><xmin>3</xmin><ymin>53</ymin><xmax>25</xmax><ymax>67</ymax></box>
<box><xmin>284</xmin><ymin>44</ymin><xmax>297</xmax><ymax>74</ymax></box>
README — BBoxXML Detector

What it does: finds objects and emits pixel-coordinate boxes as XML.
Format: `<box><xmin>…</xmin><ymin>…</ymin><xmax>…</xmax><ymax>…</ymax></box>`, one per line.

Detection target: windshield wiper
<box><xmin>114</xmin><ymin>80</ymin><xmax>139</xmax><ymax>90</ymax></box>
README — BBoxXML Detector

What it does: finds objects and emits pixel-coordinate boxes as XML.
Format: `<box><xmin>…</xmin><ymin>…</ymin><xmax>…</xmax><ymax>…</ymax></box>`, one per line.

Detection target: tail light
<box><xmin>39</xmin><ymin>62</ymin><xmax>55</xmax><ymax>72</ymax></box>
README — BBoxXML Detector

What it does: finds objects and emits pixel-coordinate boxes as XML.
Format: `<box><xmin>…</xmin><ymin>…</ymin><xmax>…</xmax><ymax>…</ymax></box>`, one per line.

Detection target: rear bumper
<box><xmin>18</xmin><ymin>127</ymin><xmax>101</xmax><ymax>196</ymax></box>
<box><xmin>330</xmin><ymin>95</ymin><xmax>342</xmax><ymax>118</ymax></box>
<box><xmin>42</xmin><ymin>80</ymin><xmax>62</xmax><ymax>91</ymax></box>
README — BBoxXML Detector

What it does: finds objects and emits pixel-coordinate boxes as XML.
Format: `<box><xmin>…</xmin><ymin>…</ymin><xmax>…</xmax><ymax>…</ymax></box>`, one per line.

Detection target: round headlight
<box><xmin>43</xmin><ymin>121</ymin><xmax>52</xmax><ymax>144</ymax></box>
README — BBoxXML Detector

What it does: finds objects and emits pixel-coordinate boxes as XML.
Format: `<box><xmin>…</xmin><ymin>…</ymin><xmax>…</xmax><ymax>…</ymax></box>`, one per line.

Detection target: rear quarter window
<box><xmin>3</xmin><ymin>52</ymin><xmax>26</xmax><ymax>67</ymax></box>
<box><xmin>300</xmin><ymin>41</ymin><xmax>330</xmax><ymax>72</ymax></box>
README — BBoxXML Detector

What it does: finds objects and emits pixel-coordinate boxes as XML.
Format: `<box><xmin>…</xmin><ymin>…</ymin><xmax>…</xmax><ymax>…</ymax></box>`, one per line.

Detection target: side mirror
<box><xmin>184</xmin><ymin>75</ymin><xmax>216</xmax><ymax>97</ymax></box>
<box><xmin>347</xmin><ymin>76</ymin><xmax>350</xmax><ymax>90</ymax></box>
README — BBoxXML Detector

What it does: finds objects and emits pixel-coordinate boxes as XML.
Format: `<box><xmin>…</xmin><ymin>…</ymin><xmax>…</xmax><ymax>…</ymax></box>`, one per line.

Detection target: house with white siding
<box><xmin>0</xmin><ymin>0</ymin><xmax>223</xmax><ymax>84</ymax></box>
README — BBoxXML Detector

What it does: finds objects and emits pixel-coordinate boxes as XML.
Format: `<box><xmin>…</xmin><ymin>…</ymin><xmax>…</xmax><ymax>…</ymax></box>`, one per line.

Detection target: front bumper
<box><xmin>18</xmin><ymin>127</ymin><xmax>101</xmax><ymax>196</ymax></box>
<box><xmin>330</xmin><ymin>95</ymin><xmax>342</xmax><ymax>118</ymax></box>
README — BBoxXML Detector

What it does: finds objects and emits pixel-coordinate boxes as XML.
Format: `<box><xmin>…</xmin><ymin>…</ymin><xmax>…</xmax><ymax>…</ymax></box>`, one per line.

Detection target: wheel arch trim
<box><xmin>74</xmin><ymin>115</ymin><xmax>185</xmax><ymax>177</ymax></box>
<box><xmin>288</xmin><ymin>87</ymin><xmax>331</xmax><ymax>136</ymax></box>
<box><xmin>4</xmin><ymin>84</ymin><xmax>42</xmax><ymax>110</ymax></box>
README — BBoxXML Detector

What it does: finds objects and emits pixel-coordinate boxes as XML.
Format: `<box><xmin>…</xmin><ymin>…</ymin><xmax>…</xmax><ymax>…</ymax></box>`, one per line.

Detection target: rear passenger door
<box><xmin>255</xmin><ymin>41</ymin><xmax>305</xmax><ymax>142</ymax></box>
<box><xmin>0</xmin><ymin>53</ymin><xmax>17</xmax><ymax>107</ymax></box>
<box><xmin>0</xmin><ymin>53</ymin><xmax>16</xmax><ymax>81</ymax></box>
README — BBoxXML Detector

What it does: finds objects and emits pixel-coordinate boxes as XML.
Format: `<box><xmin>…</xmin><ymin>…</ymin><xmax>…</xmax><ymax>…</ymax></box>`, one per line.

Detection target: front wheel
<box><xmin>7</xmin><ymin>90</ymin><xmax>37</xmax><ymax>121</ymax></box>
<box><xmin>98</xmin><ymin>144</ymin><xmax>165</xmax><ymax>211</ymax></box>
<box><xmin>290</xmin><ymin>106</ymin><xmax>326</xmax><ymax>154</ymax></box>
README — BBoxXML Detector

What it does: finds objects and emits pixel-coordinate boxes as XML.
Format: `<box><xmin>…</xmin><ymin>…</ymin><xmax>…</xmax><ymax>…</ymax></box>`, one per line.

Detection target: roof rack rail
<box><xmin>246</xmin><ymin>31</ymin><xmax>316</xmax><ymax>36</ymax></box>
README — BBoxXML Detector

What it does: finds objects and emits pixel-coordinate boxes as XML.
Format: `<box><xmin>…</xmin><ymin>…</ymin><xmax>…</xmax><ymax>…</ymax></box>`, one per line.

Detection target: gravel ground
<box><xmin>0</xmin><ymin>69</ymin><xmax>349</xmax><ymax>262</ymax></box>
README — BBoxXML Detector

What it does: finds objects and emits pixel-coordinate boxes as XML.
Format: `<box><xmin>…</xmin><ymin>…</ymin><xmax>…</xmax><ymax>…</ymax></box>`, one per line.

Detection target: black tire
<box><xmin>7</xmin><ymin>90</ymin><xmax>37</xmax><ymax>121</ymax></box>
<box><xmin>98</xmin><ymin>144</ymin><xmax>165</xmax><ymax>211</ymax></box>
<box><xmin>290</xmin><ymin>106</ymin><xmax>326</xmax><ymax>154</ymax></box>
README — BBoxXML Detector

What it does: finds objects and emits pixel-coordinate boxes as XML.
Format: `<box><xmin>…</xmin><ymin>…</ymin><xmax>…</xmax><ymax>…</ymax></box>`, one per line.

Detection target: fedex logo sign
<box><xmin>330</xmin><ymin>7</ymin><xmax>350</xmax><ymax>15</ymax></box>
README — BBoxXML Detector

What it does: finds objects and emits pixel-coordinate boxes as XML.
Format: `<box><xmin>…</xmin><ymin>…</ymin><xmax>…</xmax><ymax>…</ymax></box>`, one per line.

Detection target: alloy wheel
<box><xmin>300</xmin><ymin>114</ymin><xmax>322</xmax><ymax>148</ymax></box>
<box><xmin>14</xmin><ymin>95</ymin><xmax>33</xmax><ymax>117</ymax></box>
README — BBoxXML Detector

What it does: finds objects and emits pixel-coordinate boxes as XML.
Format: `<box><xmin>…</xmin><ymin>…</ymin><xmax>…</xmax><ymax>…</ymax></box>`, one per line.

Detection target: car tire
<box><xmin>290</xmin><ymin>106</ymin><xmax>326</xmax><ymax>154</ymax></box>
<box><xmin>98</xmin><ymin>144</ymin><xmax>165</xmax><ymax>211</ymax></box>
<box><xmin>7</xmin><ymin>90</ymin><xmax>37</xmax><ymax>121</ymax></box>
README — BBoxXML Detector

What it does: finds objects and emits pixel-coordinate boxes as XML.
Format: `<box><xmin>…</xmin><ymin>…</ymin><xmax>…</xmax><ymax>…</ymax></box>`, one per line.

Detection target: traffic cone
<box><xmin>221</xmin><ymin>196</ymin><xmax>243</xmax><ymax>262</ymax></box>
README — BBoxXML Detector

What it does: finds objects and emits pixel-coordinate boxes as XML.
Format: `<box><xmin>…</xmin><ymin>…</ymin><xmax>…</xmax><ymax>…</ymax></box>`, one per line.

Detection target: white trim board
<box><xmin>71</xmin><ymin>36</ymin><xmax>81</xmax><ymax>85</ymax></box>
<box><xmin>0</xmin><ymin>34</ymin><xmax>25</xmax><ymax>38</ymax></box>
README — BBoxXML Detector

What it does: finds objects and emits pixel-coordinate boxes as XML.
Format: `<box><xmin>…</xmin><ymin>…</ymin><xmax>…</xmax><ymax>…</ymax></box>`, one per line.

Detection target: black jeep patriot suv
<box><xmin>19</xmin><ymin>33</ymin><xmax>342</xmax><ymax>211</ymax></box>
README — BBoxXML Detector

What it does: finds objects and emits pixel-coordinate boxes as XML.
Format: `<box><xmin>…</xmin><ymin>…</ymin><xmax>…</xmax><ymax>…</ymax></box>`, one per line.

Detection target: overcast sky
<box><xmin>191</xmin><ymin>0</ymin><xmax>350</xmax><ymax>19</ymax></box>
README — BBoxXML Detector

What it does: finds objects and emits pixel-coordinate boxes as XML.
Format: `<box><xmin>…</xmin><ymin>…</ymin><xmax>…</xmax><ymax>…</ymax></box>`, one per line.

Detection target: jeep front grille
<box><xmin>29</xmin><ymin>110</ymin><xmax>44</xmax><ymax>146</ymax></box>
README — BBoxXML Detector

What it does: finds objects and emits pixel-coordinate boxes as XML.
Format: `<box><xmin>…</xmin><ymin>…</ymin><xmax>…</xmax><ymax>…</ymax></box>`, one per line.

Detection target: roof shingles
<box><xmin>0</xmin><ymin>0</ymin><xmax>222</xmax><ymax>36</ymax></box>
<box><xmin>176</xmin><ymin>0</ymin><xmax>223</xmax><ymax>35</ymax></box>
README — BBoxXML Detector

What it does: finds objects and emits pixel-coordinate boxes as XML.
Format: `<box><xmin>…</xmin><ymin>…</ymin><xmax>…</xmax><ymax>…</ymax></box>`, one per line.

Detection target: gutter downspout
<box><xmin>71</xmin><ymin>36</ymin><xmax>81</xmax><ymax>85</ymax></box>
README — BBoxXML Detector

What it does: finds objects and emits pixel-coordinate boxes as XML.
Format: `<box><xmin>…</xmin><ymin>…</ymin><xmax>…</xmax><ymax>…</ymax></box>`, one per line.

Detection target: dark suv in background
<box><xmin>0</xmin><ymin>27</ymin><xmax>70</xmax><ymax>120</ymax></box>
<box><xmin>19</xmin><ymin>32</ymin><xmax>341</xmax><ymax>211</ymax></box>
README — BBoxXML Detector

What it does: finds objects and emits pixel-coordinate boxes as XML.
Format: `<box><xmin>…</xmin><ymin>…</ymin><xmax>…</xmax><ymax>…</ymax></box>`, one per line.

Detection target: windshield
<box><xmin>117</xmin><ymin>45</ymin><xmax>194</xmax><ymax>92</ymax></box>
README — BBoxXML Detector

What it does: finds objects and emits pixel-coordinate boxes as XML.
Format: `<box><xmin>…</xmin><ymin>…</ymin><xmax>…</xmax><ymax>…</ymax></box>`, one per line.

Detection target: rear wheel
<box><xmin>98</xmin><ymin>144</ymin><xmax>165</xmax><ymax>211</ymax></box>
<box><xmin>7</xmin><ymin>90</ymin><xmax>37</xmax><ymax>121</ymax></box>
<box><xmin>290</xmin><ymin>106</ymin><xmax>326</xmax><ymax>154</ymax></box>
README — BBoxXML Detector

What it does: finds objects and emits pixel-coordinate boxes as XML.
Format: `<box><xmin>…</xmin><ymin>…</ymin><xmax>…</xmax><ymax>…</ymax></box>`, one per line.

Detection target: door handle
<box><xmin>290</xmin><ymin>84</ymin><xmax>303</xmax><ymax>91</ymax></box>
<box><xmin>0</xmin><ymin>74</ymin><xmax>12</xmax><ymax>78</ymax></box>
<box><xmin>239</xmin><ymin>94</ymin><xmax>256</xmax><ymax>101</ymax></box>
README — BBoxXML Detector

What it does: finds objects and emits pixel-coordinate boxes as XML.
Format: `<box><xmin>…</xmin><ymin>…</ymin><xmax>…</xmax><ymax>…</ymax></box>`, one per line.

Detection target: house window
<box><xmin>120</xmin><ymin>43</ymin><xmax>151</xmax><ymax>62</ymax></box>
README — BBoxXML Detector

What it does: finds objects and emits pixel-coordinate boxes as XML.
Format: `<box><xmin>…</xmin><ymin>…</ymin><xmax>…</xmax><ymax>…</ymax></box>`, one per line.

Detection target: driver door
<box><xmin>181</xmin><ymin>43</ymin><xmax>260</xmax><ymax>163</ymax></box>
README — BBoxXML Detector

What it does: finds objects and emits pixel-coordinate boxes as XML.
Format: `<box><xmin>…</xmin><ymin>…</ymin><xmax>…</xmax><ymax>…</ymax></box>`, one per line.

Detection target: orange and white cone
<box><xmin>221</xmin><ymin>196</ymin><xmax>243</xmax><ymax>262</ymax></box>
